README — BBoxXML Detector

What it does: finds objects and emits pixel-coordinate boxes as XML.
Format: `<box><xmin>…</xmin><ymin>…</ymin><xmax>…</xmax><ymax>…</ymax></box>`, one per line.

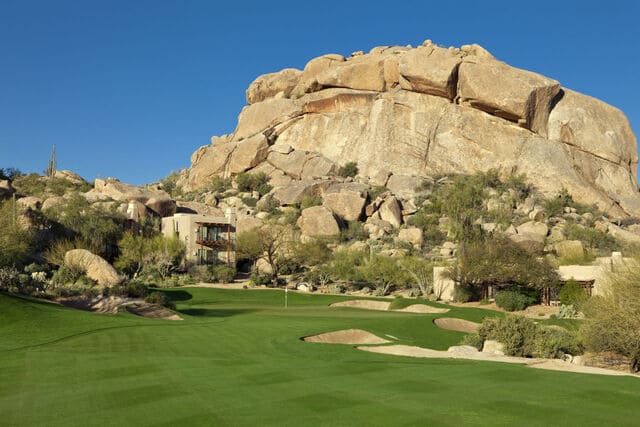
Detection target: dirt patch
<box><xmin>330</xmin><ymin>300</ymin><xmax>390</xmax><ymax>311</ymax></box>
<box><xmin>303</xmin><ymin>329</ymin><xmax>390</xmax><ymax>345</ymax></box>
<box><xmin>358</xmin><ymin>345</ymin><xmax>638</xmax><ymax>377</ymax></box>
<box><xmin>397</xmin><ymin>304</ymin><xmax>449</xmax><ymax>314</ymax></box>
<box><xmin>433</xmin><ymin>317</ymin><xmax>480</xmax><ymax>333</ymax></box>
<box><xmin>125</xmin><ymin>303</ymin><xmax>183</xmax><ymax>321</ymax></box>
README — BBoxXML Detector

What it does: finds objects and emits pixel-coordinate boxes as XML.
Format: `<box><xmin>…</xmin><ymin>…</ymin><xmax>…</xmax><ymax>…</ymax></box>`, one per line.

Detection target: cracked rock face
<box><xmin>184</xmin><ymin>41</ymin><xmax>640</xmax><ymax>216</ymax></box>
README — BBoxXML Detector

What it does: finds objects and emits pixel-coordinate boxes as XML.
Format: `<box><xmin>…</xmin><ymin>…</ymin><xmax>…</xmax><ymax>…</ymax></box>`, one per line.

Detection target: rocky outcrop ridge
<box><xmin>183</xmin><ymin>40</ymin><xmax>639</xmax><ymax>216</ymax></box>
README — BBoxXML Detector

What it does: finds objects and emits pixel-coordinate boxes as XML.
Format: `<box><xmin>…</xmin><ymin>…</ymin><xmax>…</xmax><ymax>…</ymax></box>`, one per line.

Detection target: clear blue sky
<box><xmin>1</xmin><ymin>0</ymin><xmax>638</xmax><ymax>185</ymax></box>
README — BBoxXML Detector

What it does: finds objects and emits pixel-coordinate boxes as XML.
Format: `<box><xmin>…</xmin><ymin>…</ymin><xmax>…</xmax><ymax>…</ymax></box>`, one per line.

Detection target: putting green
<box><xmin>1</xmin><ymin>288</ymin><xmax>638</xmax><ymax>426</ymax></box>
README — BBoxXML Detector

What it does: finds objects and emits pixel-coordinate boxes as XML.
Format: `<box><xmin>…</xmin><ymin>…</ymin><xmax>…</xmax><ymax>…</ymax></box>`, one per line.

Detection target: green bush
<box><xmin>51</xmin><ymin>264</ymin><xmax>85</xmax><ymax>287</ymax></box>
<box><xmin>144</xmin><ymin>291</ymin><xmax>175</xmax><ymax>309</ymax></box>
<box><xmin>337</xmin><ymin>162</ymin><xmax>358</xmax><ymax>178</ymax></box>
<box><xmin>124</xmin><ymin>280</ymin><xmax>149</xmax><ymax>298</ymax></box>
<box><xmin>210</xmin><ymin>176</ymin><xmax>232</xmax><ymax>193</ymax></box>
<box><xmin>249</xmin><ymin>273</ymin><xmax>273</xmax><ymax>287</ymax></box>
<box><xmin>478</xmin><ymin>316</ymin><xmax>581</xmax><ymax>358</ymax></box>
<box><xmin>0</xmin><ymin>266</ymin><xmax>20</xmax><ymax>292</ymax></box>
<box><xmin>299</xmin><ymin>195</ymin><xmax>322</xmax><ymax>210</ymax></box>
<box><xmin>461</xmin><ymin>332</ymin><xmax>484</xmax><ymax>350</ymax></box>
<box><xmin>557</xmin><ymin>304</ymin><xmax>578</xmax><ymax>319</ymax></box>
<box><xmin>533</xmin><ymin>327</ymin><xmax>583</xmax><ymax>358</ymax></box>
<box><xmin>478</xmin><ymin>316</ymin><xmax>538</xmax><ymax>357</ymax></box>
<box><xmin>256</xmin><ymin>195</ymin><xmax>280</xmax><ymax>214</ymax></box>
<box><xmin>209</xmin><ymin>265</ymin><xmax>236</xmax><ymax>283</ymax></box>
<box><xmin>558</xmin><ymin>280</ymin><xmax>588</xmax><ymax>309</ymax></box>
<box><xmin>235</xmin><ymin>172</ymin><xmax>272</xmax><ymax>195</ymax></box>
<box><xmin>564</xmin><ymin>223</ymin><xmax>619</xmax><ymax>253</ymax></box>
<box><xmin>339</xmin><ymin>221</ymin><xmax>368</xmax><ymax>242</ymax></box>
<box><xmin>495</xmin><ymin>290</ymin><xmax>531</xmax><ymax>312</ymax></box>
<box><xmin>24</xmin><ymin>263</ymin><xmax>49</xmax><ymax>275</ymax></box>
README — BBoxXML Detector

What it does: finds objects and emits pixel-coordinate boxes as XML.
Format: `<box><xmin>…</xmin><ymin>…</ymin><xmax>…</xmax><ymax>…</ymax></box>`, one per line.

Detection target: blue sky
<box><xmin>1</xmin><ymin>0</ymin><xmax>638</xmax><ymax>185</ymax></box>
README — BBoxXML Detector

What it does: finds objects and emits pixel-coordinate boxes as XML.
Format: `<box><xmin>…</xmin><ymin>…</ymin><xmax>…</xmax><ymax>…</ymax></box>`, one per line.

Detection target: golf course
<box><xmin>1</xmin><ymin>288</ymin><xmax>638</xmax><ymax>426</ymax></box>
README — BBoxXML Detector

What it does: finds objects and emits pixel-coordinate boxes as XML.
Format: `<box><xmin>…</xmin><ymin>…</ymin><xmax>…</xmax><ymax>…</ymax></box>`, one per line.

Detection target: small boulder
<box><xmin>64</xmin><ymin>249</ymin><xmax>123</xmax><ymax>287</ymax></box>
<box><xmin>378</xmin><ymin>196</ymin><xmax>403</xmax><ymax>227</ymax></box>
<box><xmin>297</xmin><ymin>206</ymin><xmax>340</xmax><ymax>237</ymax></box>
<box><xmin>397</xmin><ymin>227</ymin><xmax>424</xmax><ymax>249</ymax></box>
<box><xmin>322</xmin><ymin>182</ymin><xmax>367</xmax><ymax>221</ymax></box>
<box><xmin>16</xmin><ymin>196</ymin><xmax>42</xmax><ymax>210</ymax></box>
<box><xmin>482</xmin><ymin>340</ymin><xmax>505</xmax><ymax>356</ymax></box>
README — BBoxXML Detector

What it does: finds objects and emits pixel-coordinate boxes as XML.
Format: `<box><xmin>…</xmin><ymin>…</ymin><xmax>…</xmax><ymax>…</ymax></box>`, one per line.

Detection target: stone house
<box><xmin>161</xmin><ymin>211</ymin><xmax>236</xmax><ymax>266</ymax></box>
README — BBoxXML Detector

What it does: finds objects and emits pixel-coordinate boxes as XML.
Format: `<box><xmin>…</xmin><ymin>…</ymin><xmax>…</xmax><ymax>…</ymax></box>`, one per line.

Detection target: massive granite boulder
<box><xmin>90</xmin><ymin>178</ymin><xmax>176</xmax><ymax>217</ymax></box>
<box><xmin>184</xmin><ymin>41</ymin><xmax>639</xmax><ymax>216</ymax></box>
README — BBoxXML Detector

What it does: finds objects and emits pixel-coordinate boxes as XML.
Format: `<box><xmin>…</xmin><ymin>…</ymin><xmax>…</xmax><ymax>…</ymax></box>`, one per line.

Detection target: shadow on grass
<box><xmin>178</xmin><ymin>308</ymin><xmax>256</xmax><ymax>318</ymax></box>
<box><xmin>155</xmin><ymin>290</ymin><xmax>193</xmax><ymax>302</ymax></box>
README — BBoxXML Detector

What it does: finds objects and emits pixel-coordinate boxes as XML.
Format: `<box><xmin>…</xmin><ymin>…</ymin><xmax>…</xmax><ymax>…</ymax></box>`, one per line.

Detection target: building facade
<box><xmin>161</xmin><ymin>212</ymin><xmax>236</xmax><ymax>266</ymax></box>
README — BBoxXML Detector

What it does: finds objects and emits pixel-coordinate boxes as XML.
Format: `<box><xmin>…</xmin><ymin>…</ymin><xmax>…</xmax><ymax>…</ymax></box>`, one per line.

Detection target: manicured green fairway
<box><xmin>1</xmin><ymin>288</ymin><xmax>638</xmax><ymax>426</ymax></box>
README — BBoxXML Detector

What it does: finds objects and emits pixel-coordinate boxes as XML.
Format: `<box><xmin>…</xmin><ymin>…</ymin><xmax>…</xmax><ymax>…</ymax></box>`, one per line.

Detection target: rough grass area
<box><xmin>1</xmin><ymin>289</ymin><xmax>638</xmax><ymax>426</ymax></box>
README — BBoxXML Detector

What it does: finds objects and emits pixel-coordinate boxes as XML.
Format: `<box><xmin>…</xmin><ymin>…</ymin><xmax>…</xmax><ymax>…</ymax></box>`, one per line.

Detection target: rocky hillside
<box><xmin>181</xmin><ymin>40</ymin><xmax>639</xmax><ymax>217</ymax></box>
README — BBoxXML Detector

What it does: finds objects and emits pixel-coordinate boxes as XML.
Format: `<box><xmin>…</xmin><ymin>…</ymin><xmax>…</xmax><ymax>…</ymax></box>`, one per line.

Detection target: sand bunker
<box><xmin>330</xmin><ymin>300</ymin><xmax>450</xmax><ymax>314</ymax></box>
<box><xmin>358</xmin><ymin>345</ymin><xmax>637</xmax><ymax>377</ymax></box>
<box><xmin>303</xmin><ymin>329</ymin><xmax>390</xmax><ymax>345</ymax></box>
<box><xmin>330</xmin><ymin>300</ymin><xmax>391</xmax><ymax>311</ymax></box>
<box><xmin>397</xmin><ymin>304</ymin><xmax>450</xmax><ymax>314</ymax></box>
<box><xmin>433</xmin><ymin>317</ymin><xmax>480</xmax><ymax>333</ymax></box>
<box><xmin>125</xmin><ymin>303</ymin><xmax>183</xmax><ymax>321</ymax></box>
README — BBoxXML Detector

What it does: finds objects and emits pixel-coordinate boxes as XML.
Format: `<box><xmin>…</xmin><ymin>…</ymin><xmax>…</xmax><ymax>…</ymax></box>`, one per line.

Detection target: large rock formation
<box><xmin>183</xmin><ymin>40</ymin><xmax>640</xmax><ymax>216</ymax></box>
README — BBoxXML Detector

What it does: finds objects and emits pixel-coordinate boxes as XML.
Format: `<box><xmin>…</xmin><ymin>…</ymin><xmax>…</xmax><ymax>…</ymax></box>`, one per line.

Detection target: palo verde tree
<box><xmin>235</xmin><ymin>223</ymin><xmax>296</xmax><ymax>283</ymax></box>
<box><xmin>448</xmin><ymin>236</ymin><xmax>559</xmax><ymax>300</ymax></box>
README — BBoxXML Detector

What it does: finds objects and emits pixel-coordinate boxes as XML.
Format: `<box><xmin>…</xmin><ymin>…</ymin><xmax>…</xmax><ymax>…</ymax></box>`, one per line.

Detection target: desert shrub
<box><xmin>299</xmin><ymin>195</ymin><xmax>322</xmax><ymax>210</ymax></box>
<box><xmin>581</xmin><ymin>262</ymin><xmax>640</xmax><ymax>371</ymax></box>
<box><xmin>479</xmin><ymin>316</ymin><xmax>581</xmax><ymax>358</ymax></box>
<box><xmin>144</xmin><ymin>291</ymin><xmax>175</xmax><ymax>309</ymax></box>
<box><xmin>543</xmin><ymin>188</ymin><xmax>573</xmax><ymax>217</ymax></box>
<box><xmin>0</xmin><ymin>266</ymin><xmax>20</xmax><ymax>291</ymax></box>
<box><xmin>24</xmin><ymin>263</ymin><xmax>48</xmax><ymax>275</ymax></box>
<box><xmin>0</xmin><ymin>200</ymin><xmax>32</xmax><ymax>267</ymax></box>
<box><xmin>249</xmin><ymin>273</ymin><xmax>273</xmax><ymax>287</ymax></box>
<box><xmin>124</xmin><ymin>280</ymin><xmax>149</xmax><ymax>298</ymax></box>
<box><xmin>159</xmin><ymin>170</ymin><xmax>183</xmax><ymax>198</ymax></box>
<box><xmin>461</xmin><ymin>332</ymin><xmax>484</xmax><ymax>350</ymax></box>
<box><xmin>43</xmin><ymin>194</ymin><xmax>124</xmax><ymax>261</ymax></box>
<box><xmin>557</xmin><ymin>304</ymin><xmax>578</xmax><ymax>319</ymax></box>
<box><xmin>51</xmin><ymin>264</ymin><xmax>85</xmax><ymax>287</ymax></box>
<box><xmin>533</xmin><ymin>327</ymin><xmax>583</xmax><ymax>358</ymax></box>
<box><xmin>240</xmin><ymin>197</ymin><xmax>258</xmax><ymax>207</ymax></box>
<box><xmin>495</xmin><ymin>290</ymin><xmax>531</xmax><ymax>312</ymax></box>
<box><xmin>209</xmin><ymin>265</ymin><xmax>236</xmax><ymax>283</ymax></box>
<box><xmin>210</xmin><ymin>176</ymin><xmax>232</xmax><ymax>193</ymax></box>
<box><xmin>558</xmin><ymin>280</ymin><xmax>588</xmax><ymax>310</ymax></box>
<box><xmin>339</xmin><ymin>221</ymin><xmax>368</xmax><ymax>242</ymax></box>
<box><xmin>303</xmin><ymin>268</ymin><xmax>333</xmax><ymax>287</ymax></box>
<box><xmin>235</xmin><ymin>172</ymin><xmax>272</xmax><ymax>195</ymax></box>
<box><xmin>256</xmin><ymin>195</ymin><xmax>280</xmax><ymax>214</ymax></box>
<box><xmin>453</xmin><ymin>284</ymin><xmax>477</xmax><ymax>303</ymax></box>
<box><xmin>368</xmin><ymin>185</ymin><xmax>387</xmax><ymax>200</ymax></box>
<box><xmin>478</xmin><ymin>316</ymin><xmax>538</xmax><ymax>357</ymax></box>
<box><xmin>406</xmin><ymin>209</ymin><xmax>446</xmax><ymax>247</ymax></box>
<box><xmin>564</xmin><ymin>223</ymin><xmax>619</xmax><ymax>253</ymax></box>
<box><xmin>337</xmin><ymin>161</ymin><xmax>358</xmax><ymax>178</ymax></box>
